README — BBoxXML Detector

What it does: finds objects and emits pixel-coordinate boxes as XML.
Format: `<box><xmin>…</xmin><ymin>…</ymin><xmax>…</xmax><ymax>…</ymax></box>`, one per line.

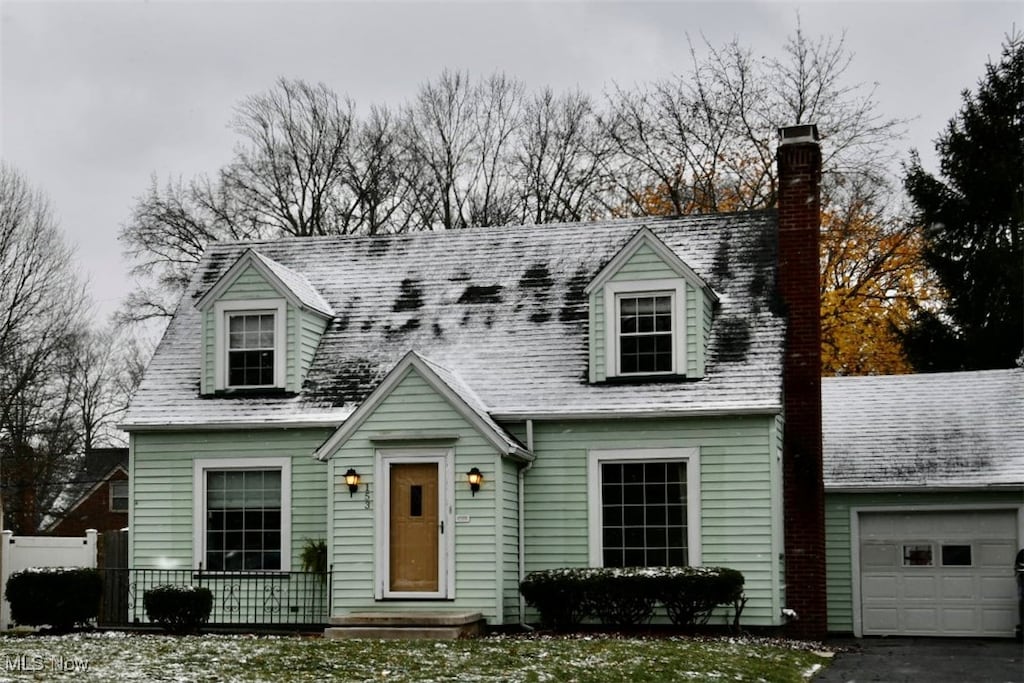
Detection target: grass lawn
<box><xmin>0</xmin><ymin>631</ymin><xmax>831</xmax><ymax>682</ymax></box>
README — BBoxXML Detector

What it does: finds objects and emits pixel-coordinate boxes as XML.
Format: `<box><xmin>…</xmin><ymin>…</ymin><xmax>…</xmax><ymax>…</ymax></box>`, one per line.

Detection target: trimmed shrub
<box><xmin>5</xmin><ymin>567</ymin><xmax>102</xmax><ymax>631</ymax></box>
<box><xmin>143</xmin><ymin>584</ymin><xmax>214</xmax><ymax>633</ymax></box>
<box><xmin>584</xmin><ymin>570</ymin><xmax>657</xmax><ymax>625</ymax></box>
<box><xmin>519</xmin><ymin>568</ymin><xmax>592</xmax><ymax>629</ymax></box>
<box><xmin>654</xmin><ymin>566</ymin><xmax>745</xmax><ymax>626</ymax></box>
<box><xmin>520</xmin><ymin>566</ymin><xmax>745</xmax><ymax>630</ymax></box>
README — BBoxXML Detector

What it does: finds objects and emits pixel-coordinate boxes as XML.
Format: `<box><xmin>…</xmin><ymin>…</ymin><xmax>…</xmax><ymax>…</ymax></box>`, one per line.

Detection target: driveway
<box><xmin>814</xmin><ymin>637</ymin><xmax>1023</xmax><ymax>683</ymax></box>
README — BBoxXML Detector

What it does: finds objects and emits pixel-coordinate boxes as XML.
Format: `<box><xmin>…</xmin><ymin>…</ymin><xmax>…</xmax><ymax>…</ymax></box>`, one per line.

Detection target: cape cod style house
<box><xmin>121</xmin><ymin>125</ymin><xmax>830</xmax><ymax>637</ymax></box>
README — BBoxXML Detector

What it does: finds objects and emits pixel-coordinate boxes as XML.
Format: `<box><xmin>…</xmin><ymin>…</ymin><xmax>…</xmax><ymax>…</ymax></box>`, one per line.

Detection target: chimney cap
<box><xmin>778</xmin><ymin>124</ymin><xmax>820</xmax><ymax>145</ymax></box>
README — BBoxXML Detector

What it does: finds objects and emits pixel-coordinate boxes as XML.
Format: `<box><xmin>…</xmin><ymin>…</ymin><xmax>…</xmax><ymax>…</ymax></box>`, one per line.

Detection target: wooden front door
<box><xmin>388</xmin><ymin>462</ymin><xmax>440</xmax><ymax>593</ymax></box>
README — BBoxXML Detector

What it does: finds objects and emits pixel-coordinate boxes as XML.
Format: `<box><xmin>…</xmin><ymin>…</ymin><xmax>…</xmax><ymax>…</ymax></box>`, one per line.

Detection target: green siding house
<box><xmin>122</xmin><ymin>125</ymin><xmax>832</xmax><ymax>636</ymax></box>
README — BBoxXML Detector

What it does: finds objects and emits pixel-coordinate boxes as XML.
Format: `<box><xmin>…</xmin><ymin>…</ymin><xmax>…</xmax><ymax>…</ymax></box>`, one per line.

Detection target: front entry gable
<box><xmin>322</xmin><ymin>352</ymin><xmax>527</xmax><ymax>622</ymax></box>
<box><xmin>314</xmin><ymin>351</ymin><xmax>531</xmax><ymax>462</ymax></box>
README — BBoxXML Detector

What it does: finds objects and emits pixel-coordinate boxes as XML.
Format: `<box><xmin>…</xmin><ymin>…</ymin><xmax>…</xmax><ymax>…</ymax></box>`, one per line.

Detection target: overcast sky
<box><xmin>1</xmin><ymin>0</ymin><xmax>1020</xmax><ymax>323</ymax></box>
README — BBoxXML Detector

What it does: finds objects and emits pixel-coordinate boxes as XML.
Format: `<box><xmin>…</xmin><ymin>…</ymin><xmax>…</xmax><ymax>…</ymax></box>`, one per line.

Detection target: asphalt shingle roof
<box><xmin>250</xmin><ymin>250</ymin><xmax>335</xmax><ymax>317</ymax></box>
<box><xmin>123</xmin><ymin>212</ymin><xmax>785</xmax><ymax>429</ymax></box>
<box><xmin>822</xmin><ymin>369</ymin><xmax>1024</xmax><ymax>489</ymax></box>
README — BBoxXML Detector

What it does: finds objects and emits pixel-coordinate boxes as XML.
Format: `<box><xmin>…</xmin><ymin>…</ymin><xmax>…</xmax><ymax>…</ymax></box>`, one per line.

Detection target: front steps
<box><xmin>323</xmin><ymin>612</ymin><xmax>486</xmax><ymax>640</ymax></box>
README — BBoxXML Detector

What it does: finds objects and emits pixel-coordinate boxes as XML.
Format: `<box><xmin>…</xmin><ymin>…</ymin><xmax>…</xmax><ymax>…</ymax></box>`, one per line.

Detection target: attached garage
<box><xmin>856</xmin><ymin>508</ymin><xmax>1019</xmax><ymax>637</ymax></box>
<box><xmin>822</xmin><ymin>369</ymin><xmax>1024</xmax><ymax>638</ymax></box>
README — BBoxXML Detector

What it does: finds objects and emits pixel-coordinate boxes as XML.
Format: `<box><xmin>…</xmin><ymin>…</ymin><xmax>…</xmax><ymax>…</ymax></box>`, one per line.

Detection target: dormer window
<box><xmin>214</xmin><ymin>299</ymin><xmax>287</xmax><ymax>391</ymax></box>
<box><xmin>585</xmin><ymin>227</ymin><xmax>717</xmax><ymax>383</ymax></box>
<box><xmin>228</xmin><ymin>313</ymin><xmax>276</xmax><ymax>387</ymax></box>
<box><xmin>618</xmin><ymin>293</ymin><xmax>674</xmax><ymax>375</ymax></box>
<box><xmin>606</xmin><ymin>281</ymin><xmax>685</xmax><ymax>378</ymax></box>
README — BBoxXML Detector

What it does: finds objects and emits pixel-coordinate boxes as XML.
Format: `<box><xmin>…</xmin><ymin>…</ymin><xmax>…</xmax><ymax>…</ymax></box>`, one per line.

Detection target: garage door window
<box><xmin>941</xmin><ymin>544</ymin><xmax>972</xmax><ymax>566</ymax></box>
<box><xmin>902</xmin><ymin>544</ymin><xmax>933</xmax><ymax>566</ymax></box>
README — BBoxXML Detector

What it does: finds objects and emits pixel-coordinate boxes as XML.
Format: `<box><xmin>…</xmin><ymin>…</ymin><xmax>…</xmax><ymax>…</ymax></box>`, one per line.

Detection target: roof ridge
<box><xmin>203</xmin><ymin>209</ymin><xmax>778</xmax><ymax>251</ymax></box>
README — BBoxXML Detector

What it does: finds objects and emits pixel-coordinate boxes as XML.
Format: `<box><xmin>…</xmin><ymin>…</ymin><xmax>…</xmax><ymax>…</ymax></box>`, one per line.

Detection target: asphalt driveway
<box><xmin>814</xmin><ymin>637</ymin><xmax>1023</xmax><ymax>683</ymax></box>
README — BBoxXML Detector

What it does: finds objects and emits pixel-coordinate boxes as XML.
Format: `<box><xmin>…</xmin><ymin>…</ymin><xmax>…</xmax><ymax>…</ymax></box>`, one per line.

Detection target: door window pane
<box><xmin>940</xmin><ymin>544</ymin><xmax>972</xmax><ymax>566</ymax></box>
<box><xmin>902</xmin><ymin>544</ymin><xmax>933</xmax><ymax>566</ymax></box>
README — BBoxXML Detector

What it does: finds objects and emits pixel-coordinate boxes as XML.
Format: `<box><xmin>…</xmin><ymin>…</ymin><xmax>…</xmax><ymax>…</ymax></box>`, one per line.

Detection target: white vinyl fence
<box><xmin>0</xmin><ymin>529</ymin><xmax>97</xmax><ymax>630</ymax></box>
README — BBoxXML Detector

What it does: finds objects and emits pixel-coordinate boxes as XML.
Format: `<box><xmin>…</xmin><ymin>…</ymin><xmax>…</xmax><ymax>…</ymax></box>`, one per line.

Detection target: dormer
<box><xmin>195</xmin><ymin>249</ymin><xmax>334</xmax><ymax>395</ymax></box>
<box><xmin>585</xmin><ymin>227</ymin><xmax>717</xmax><ymax>383</ymax></box>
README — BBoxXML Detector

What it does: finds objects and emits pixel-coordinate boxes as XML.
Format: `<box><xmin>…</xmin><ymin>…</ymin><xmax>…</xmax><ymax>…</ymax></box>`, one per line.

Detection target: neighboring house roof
<box><xmin>123</xmin><ymin>212</ymin><xmax>785</xmax><ymax>429</ymax></box>
<box><xmin>822</xmin><ymin>369</ymin><xmax>1024</xmax><ymax>490</ymax></box>
<box><xmin>42</xmin><ymin>448</ymin><xmax>129</xmax><ymax>531</ymax></box>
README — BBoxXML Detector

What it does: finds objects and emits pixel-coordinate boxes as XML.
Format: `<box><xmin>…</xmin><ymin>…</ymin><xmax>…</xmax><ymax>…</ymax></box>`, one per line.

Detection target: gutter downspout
<box><xmin>518</xmin><ymin>419</ymin><xmax>535</xmax><ymax>629</ymax></box>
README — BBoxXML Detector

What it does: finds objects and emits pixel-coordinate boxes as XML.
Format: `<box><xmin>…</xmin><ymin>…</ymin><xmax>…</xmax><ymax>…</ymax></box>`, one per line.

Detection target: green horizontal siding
<box><xmin>686</xmin><ymin>284</ymin><xmax>698</xmax><ymax>376</ymax></box>
<box><xmin>201</xmin><ymin>312</ymin><xmax>214</xmax><ymax>393</ymax></box>
<box><xmin>219</xmin><ymin>264</ymin><xmax>279</xmax><ymax>301</ymax></box>
<box><xmin>298</xmin><ymin>310</ymin><xmax>329</xmax><ymax>387</ymax></box>
<box><xmin>523</xmin><ymin>415</ymin><xmax>781</xmax><ymax>627</ymax></box>
<box><xmin>609</xmin><ymin>243</ymin><xmax>679</xmax><ymax>282</ymax></box>
<box><xmin>502</xmin><ymin>457</ymin><xmax>522</xmax><ymax>623</ymax></box>
<box><xmin>824</xmin><ymin>489</ymin><xmax>1024</xmax><ymax>633</ymax></box>
<box><xmin>590</xmin><ymin>289</ymin><xmax>605</xmax><ymax>381</ymax></box>
<box><xmin>130</xmin><ymin>429</ymin><xmax>332</xmax><ymax>573</ymax></box>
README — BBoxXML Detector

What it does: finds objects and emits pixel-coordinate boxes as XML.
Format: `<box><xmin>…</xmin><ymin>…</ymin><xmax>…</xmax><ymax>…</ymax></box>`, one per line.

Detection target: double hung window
<box><xmin>227</xmin><ymin>313</ymin><xmax>276</xmax><ymax>387</ymax></box>
<box><xmin>618</xmin><ymin>294</ymin><xmax>674</xmax><ymax>375</ymax></box>
<box><xmin>109</xmin><ymin>480</ymin><xmax>128</xmax><ymax>513</ymax></box>
<box><xmin>213</xmin><ymin>299</ymin><xmax>286</xmax><ymax>391</ymax></box>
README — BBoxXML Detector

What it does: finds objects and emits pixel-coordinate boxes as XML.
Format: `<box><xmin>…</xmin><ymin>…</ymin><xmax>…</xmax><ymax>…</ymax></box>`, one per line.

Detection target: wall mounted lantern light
<box><xmin>344</xmin><ymin>468</ymin><xmax>360</xmax><ymax>497</ymax></box>
<box><xmin>466</xmin><ymin>467</ymin><xmax>483</xmax><ymax>496</ymax></box>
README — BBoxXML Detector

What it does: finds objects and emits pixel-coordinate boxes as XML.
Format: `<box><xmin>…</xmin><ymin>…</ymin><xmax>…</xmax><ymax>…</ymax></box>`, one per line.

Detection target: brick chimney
<box><xmin>776</xmin><ymin>124</ymin><xmax>827</xmax><ymax>640</ymax></box>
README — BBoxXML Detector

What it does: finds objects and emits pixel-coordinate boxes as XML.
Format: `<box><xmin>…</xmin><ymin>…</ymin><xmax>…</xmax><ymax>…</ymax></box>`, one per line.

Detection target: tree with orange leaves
<box><xmin>602</xmin><ymin>25</ymin><xmax>935</xmax><ymax>375</ymax></box>
<box><xmin>819</xmin><ymin>187</ymin><xmax>941</xmax><ymax>375</ymax></box>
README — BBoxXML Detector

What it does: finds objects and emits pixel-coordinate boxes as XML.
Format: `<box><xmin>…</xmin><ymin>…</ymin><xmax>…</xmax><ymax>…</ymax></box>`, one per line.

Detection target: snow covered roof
<box><xmin>123</xmin><ymin>212</ymin><xmax>785</xmax><ymax>429</ymax></box>
<box><xmin>822</xmin><ymin>369</ymin><xmax>1024</xmax><ymax>490</ymax></box>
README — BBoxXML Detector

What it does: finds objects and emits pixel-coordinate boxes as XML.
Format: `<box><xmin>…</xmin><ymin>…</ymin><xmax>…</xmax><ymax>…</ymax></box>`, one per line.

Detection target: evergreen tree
<box><xmin>903</xmin><ymin>33</ymin><xmax>1024</xmax><ymax>371</ymax></box>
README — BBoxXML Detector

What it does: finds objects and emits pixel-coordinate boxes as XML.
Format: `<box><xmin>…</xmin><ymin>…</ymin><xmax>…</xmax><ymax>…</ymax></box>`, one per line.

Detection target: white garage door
<box><xmin>859</xmin><ymin>509</ymin><xmax>1019</xmax><ymax>637</ymax></box>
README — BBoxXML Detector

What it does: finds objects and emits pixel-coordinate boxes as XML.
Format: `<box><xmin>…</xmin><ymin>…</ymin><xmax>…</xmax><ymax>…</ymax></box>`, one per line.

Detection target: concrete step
<box><xmin>324</xmin><ymin>611</ymin><xmax>486</xmax><ymax>640</ymax></box>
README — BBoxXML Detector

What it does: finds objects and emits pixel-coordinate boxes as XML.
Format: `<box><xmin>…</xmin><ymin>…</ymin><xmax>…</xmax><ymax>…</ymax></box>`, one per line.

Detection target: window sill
<box><xmin>192</xmin><ymin>570</ymin><xmax>291</xmax><ymax>580</ymax></box>
<box><xmin>203</xmin><ymin>388</ymin><xmax>297</xmax><ymax>399</ymax></box>
<box><xmin>594</xmin><ymin>374</ymin><xmax>695</xmax><ymax>386</ymax></box>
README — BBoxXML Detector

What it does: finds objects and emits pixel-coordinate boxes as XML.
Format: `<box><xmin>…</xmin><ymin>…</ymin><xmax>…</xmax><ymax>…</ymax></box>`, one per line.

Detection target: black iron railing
<box><xmin>98</xmin><ymin>567</ymin><xmax>330</xmax><ymax>628</ymax></box>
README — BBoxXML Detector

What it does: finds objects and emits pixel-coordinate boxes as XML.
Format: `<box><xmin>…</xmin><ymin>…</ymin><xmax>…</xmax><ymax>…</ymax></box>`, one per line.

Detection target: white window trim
<box><xmin>213</xmin><ymin>299</ymin><xmax>287</xmax><ymax>390</ymax></box>
<box><xmin>374</xmin><ymin>448</ymin><xmax>455</xmax><ymax>600</ymax></box>
<box><xmin>603</xmin><ymin>279</ymin><xmax>687</xmax><ymax>378</ymax></box>
<box><xmin>587</xmin><ymin>448</ymin><xmax>701</xmax><ymax>567</ymax></box>
<box><xmin>192</xmin><ymin>456</ymin><xmax>292</xmax><ymax>572</ymax></box>
<box><xmin>109</xmin><ymin>480</ymin><xmax>128</xmax><ymax>513</ymax></box>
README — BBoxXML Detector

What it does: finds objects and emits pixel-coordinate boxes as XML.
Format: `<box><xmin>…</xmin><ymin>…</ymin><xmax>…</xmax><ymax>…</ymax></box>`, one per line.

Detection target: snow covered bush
<box><xmin>520</xmin><ymin>566</ymin><xmax>745</xmax><ymax>630</ymax></box>
<box><xmin>653</xmin><ymin>566</ymin><xmax>745</xmax><ymax>626</ymax></box>
<box><xmin>5</xmin><ymin>567</ymin><xmax>102</xmax><ymax>631</ymax></box>
<box><xmin>519</xmin><ymin>568</ymin><xmax>592</xmax><ymax>629</ymax></box>
<box><xmin>143</xmin><ymin>584</ymin><xmax>213</xmax><ymax>633</ymax></box>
